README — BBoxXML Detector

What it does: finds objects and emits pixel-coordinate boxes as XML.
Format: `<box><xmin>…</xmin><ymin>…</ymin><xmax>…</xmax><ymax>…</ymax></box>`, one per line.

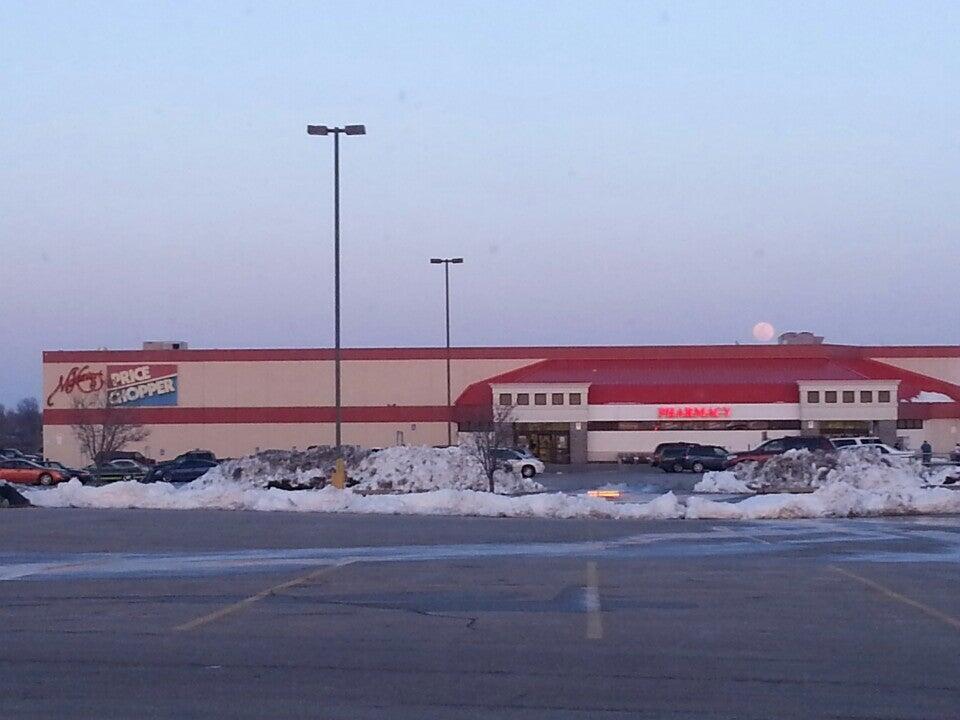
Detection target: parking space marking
<box><xmin>830</xmin><ymin>565</ymin><xmax>960</xmax><ymax>632</ymax></box>
<box><xmin>173</xmin><ymin>559</ymin><xmax>354</xmax><ymax>632</ymax></box>
<box><xmin>585</xmin><ymin>561</ymin><xmax>603</xmax><ymax>640</ymax></box>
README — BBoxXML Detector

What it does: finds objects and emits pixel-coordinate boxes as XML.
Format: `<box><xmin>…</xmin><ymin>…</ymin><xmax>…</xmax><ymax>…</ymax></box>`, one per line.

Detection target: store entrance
<box><xmin>818</xmin><ymin>421</ymin><xmax>874</xmax><ymax>437</ymax></box>
<box><xmin>514</xmin><ymin>423</ymin><xmax>570</xmax><ymax>464</ymax></box>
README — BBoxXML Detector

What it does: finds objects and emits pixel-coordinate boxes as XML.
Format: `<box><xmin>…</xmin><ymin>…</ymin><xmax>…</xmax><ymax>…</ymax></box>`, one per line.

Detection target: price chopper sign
<box><xmin>106</xmin><ymin>364</ymin><xmax>178</xmax><ymax>407</ymax></box>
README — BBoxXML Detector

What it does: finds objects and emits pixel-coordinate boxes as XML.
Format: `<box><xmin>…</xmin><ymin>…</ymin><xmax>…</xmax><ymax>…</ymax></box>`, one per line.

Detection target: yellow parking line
<box><xmin>830</xmin><ymin>565</ymin><xmax>960</xmax><ymax>632</ymax></box>
<box><xmin>173</xmin><ymin>560</ymin><xmax>353</xmax><ymax>632</ymax></box>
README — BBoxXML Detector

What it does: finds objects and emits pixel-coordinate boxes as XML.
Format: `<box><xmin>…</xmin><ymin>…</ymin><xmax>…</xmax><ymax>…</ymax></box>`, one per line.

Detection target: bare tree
<box><xmin>461</xmin><ymin>402</ymin><xmax>515</xmax><ymax>493</ymax></box>
<box><xmin>0</xmin><ymin>398</ymin><xmax>42</xmax><ymax>453</ymax></box>
<box><xmin>71</xmin><ymin>393</ymin><xmax>149</xmax><ymax>475</ymax></box>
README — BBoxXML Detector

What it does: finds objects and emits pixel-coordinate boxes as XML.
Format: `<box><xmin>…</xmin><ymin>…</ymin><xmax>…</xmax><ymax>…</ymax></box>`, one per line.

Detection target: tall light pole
<box><xmin>430</xmin><ymin>257</ymin><xmax>463</xmax><ymax>446</ymax></box>
<box><xmin>307</xmin><ymin>123</ymin><xmax>365</xmax><ymax>464</ymax></box>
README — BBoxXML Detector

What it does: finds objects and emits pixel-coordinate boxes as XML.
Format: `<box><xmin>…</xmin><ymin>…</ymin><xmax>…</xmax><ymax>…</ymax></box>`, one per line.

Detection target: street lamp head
<box><xmin>451</xmin><ymin>258</ymin><xmax>464</xmax><ymax>264</ymax></box>
<box><xmin>306</xmin><ymin>125</ymin><xmax>330</xmax><ymax>136</ymax></box>
<box><xmin>344</xmin><ymin>125</ymin><xmax>366</xmax><ymax>135</ymax></box>
<box><xmin>430</xmin><ymin>258</ymin><xmax>443</xmax><ymax>264</ymax></box>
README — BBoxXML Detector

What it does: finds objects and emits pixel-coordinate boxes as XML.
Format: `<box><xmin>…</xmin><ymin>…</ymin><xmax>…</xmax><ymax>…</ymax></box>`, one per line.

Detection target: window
<box><xmin>897</xmin><ymin>419</ymin><xmax>923</xmax><ymax>429</ymax></box>
<box><xmin>761</xmin><ymin>440</ymin><xmax>785</xmax><ymax>452</ymax></box>
<box><xmin>498</xmin><ymin>393</ymin><xmax>511</xmax><ymax>406</ymax></box>
<box><xmin>842</xmin><ymin>390</ymin><xmax>855</xmax><ymax>403</ymax></box>
<box><xmin>516</xmin><ymin>393</ymin><xmax>529</xmax><ymax>405</ymax></box>
<box><xmin>807</xmin><ymin>391</ymin><xmax>820</xmax><ymax>403</ymax></box>
<box><xmin>860</xmin><ymin>390</ymin><xmax>873</xmax><ymax>403</ymax></box>
<box><xmin>878</xmin><ymin>390</ymin><xmax>891</xmax><ymax>402</ymax></box>
<box><xmin>569</xmin><ymin>392</ymin><xmax>582</xmax><ymax>405</ymax></box>
<box><xmin>534</xmin><ymin>393</ymin><xmax>547</xmax><ymax>406</ymax></box>
<box><xmin>551</xmin><ymin>392</ymin><xmax>564</xmax><ymax>405</ymax></box>
<box><xmin>825</xmin><ymin>391</ymin><xmax>838</xmax><ymax>403</ymax></box>
<box><xmin>832</xmin><ymin>438</ymin><xmax>856</xmax><ymax>447</ymax></box>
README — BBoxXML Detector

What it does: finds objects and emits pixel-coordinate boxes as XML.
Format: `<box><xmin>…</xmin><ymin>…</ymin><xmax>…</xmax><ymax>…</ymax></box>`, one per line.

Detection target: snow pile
<box><xmin>350</xmin><ymin>445</ymin><xmax>543</xmax><ymax>495</ymax></box>
<box><xmin>26</xmin><ymin>478</ymin><xmax>681</xmax><ymax>519</ymax></box>
<box><xmin>687</xmin><ymin>449</ymin><xmax>960</xmax><ymax>520</ymax></box>
<box><xmin>206</xmin><ymin>445</ymin><xmax>543</xmax><ymax>495</ymax></box>
<box><xmin>212</xmin><ymin>445</ymin><xmax>372</xmax><ymax>490</ymax></box>
<box><xmin>908</xmin><ymin>391</ymin><xmax>955</xmax><ymax>403</ymax></box>
<box><xmin>728</xmin><ymin>449</ymin><xmax>836</xmax><ymax>494</ymax></box>
<box><xmin>693</xmin><ymin>472</ymin><xmax>751</xmax><ymax>494</ymax></box>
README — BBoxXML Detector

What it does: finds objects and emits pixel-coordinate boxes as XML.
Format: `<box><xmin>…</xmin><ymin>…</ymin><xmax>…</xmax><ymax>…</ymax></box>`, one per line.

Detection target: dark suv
<box><xmin>651</xmin><ymin>442</ymin><xmax>698</xmax><ymax>468</ymax></box>
<box><xmin>657</xmin><ymin>445</ymin><xmax>729</xmax><ymax>473</ymax></box>
<box><xmin>725</xmin><ymin>436</ymin><xmax>834</xmax><ymax>468</ymax></box>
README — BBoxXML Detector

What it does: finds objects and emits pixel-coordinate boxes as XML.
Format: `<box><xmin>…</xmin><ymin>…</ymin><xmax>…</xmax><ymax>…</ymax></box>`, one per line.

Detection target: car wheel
<box><xmin>163</xmin><ymin>473</ymin><xmax>174</xmax><ymax>484</ymax></box>
<box><xmin>38</xmin><ymin>473</ymin><xmax>53</xmax><ymax>486</ymax></box>
<box><xmin>692</xmin><ymin>462</ymin><xmax>705</xmax><ymax>473</ymax></box>
<box><xmin>521</xmin><ymin>465</ymin><xmax>536</xmax><ymax>478</ymax></box>
<box><xmin>672</xmin><ymin>462</ymin><xmax>684</xmax><ymax>473</ymax></box>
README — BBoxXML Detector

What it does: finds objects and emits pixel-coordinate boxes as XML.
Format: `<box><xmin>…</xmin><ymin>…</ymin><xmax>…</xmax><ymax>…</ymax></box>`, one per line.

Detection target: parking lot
<box><xmin>2</xmin><ymin>507</ymin><xmax>960</xmax><ymax>719</ymax></box>
<box><xmin>538</xmin><ymin>462</ymin><xmax>706</xmax><ymax>495</ymax></box>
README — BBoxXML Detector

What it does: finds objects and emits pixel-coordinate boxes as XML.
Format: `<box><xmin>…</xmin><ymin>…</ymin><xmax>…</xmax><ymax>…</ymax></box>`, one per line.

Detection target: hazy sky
<box><xmin>2</xmin><ymin>1</ymin><xmax>959</xmax><ymax>404</ymax></box>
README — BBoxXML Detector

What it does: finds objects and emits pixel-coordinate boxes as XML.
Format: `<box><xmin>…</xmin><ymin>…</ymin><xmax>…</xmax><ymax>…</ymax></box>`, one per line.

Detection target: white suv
<box><xmin>831</xmin><ymin>437</ymin><xmax>914</xmax><ymax>457</ymax></box>
<box><xmin>493</xmin><ymin>449</ymin><xmax>545</xmax><ymax>478</ymax></box>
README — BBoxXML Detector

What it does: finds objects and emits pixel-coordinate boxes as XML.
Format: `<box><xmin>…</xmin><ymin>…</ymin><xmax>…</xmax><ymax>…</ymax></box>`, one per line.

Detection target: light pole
<box><xmin>307</xmin><ymin>124</ymin><xmax>365</xmax><ymax>468</ymax></box>
<box><xmin>430</xmin><ymin>257</ymin><xmax>463</xmax><ymax>446</ymax></box>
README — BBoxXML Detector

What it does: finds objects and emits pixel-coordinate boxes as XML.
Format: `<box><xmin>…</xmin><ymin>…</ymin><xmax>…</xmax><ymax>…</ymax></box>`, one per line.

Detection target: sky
<box><xmin>2</xmin><ymin>0</ymin><xmax>959</xmax><ymax>404</ymax></box>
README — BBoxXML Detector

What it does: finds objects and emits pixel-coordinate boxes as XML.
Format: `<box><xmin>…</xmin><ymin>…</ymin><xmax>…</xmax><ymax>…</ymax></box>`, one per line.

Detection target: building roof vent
<box><xmin>778</xmin><ymin>331</ymin><xmax>824</xmax><ymax>345</ymax></box>
<box><xmin>142</xmin><ymin>341</ymin><xmax>189</xmax><ymax>350</ymax></box>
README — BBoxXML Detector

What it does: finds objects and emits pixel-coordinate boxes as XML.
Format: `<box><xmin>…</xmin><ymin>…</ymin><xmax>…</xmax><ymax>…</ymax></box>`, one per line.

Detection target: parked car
<box><xmin>42</xmin><ymin>461</ymin><xmax>94</xmax><ymax>484</ymax></box>
<box><xmin>492</xmin><ymin>448</ymin><xmax>545</xmax><ymax>478</ymax></box>
<box><xmin>97</xmin><ymin>450</ymin><xmax>156</xmax><ymax>467</ymax></box>
<box><xmin>172</xmin><ymin>449</ymin><xmax>217</xmax><ymax>463</ymax></box>
<box><xmin>651</xmin><ymin>442</ymin><xmax>699</xmax><ymax>468</ymax></box>
<box><xmin>725</xmin><ymin>436</ymin><xmax>835</xmax><ymax>468</ymax></box>
<box><xmin>0</xmin><ymin>458</ymin><xmax>70</xmax><ymax>486</ymax></box>
<box><xmin>655</xmin><ymin>444</ymin><xmax>695</xmax><ymax>471</ymax></box>
<box><xmin>676</xmin><ymin>445</ymin><xmax>730</xmax><ymax>473</ymax></box>
<box><xmin>142</xmin><ymin>457</ymin><xmax>219</xmax><ymax>484</ymax></box>
<box><xmin>831</xmin><ymin>437</ymin><xmax>881</xmax><ymax>449</ymax></box>
<box><xmin>84</xmin><ymin>459</ymin><xmax>149</xmax><ymax>483</ymax></box>
<box><xmin>834</xmin><ymin>441</ymin><xmax>914</xmax><ymax>458</ymax></box>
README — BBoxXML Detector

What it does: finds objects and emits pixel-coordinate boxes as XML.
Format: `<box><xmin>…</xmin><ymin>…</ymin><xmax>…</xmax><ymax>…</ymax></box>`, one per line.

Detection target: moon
<box><xmin>752</xmin><ymin>322</ymin><xmax>776</xmax><ymax>342</ymax></box>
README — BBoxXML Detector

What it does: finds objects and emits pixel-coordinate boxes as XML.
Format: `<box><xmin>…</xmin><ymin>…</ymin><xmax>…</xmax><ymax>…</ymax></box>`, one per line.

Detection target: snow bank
<box><xmin>26</xmin><ymin>479</ymin><xmax>682</xmax><ymax>519</ymax></box>
<box><xmin>687</xmin><ymin>451</ymin><xmax>960</xmax><ymax>519</ymax></box>
<box><xmin>208</xmin><ymin>445</ymin><xmax>543</xmax><ymax>495</ymax></box>
<box><xmin>694</xmin><ymin>472</ymin><xmax>751</xmax><ymax>494</ymax></box>
<box><xmin>908</xmin><ymin>391</ymin><xmax>955</xmax><ymax>403</ymax></box>
<box><xmin>22</xmin><ymin>451</ymin><xmax>960</xmax><ymax>521</ymax></box>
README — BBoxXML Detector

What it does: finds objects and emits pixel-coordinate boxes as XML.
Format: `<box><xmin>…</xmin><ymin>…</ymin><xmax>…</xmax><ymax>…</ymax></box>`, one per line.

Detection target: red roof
<box><xmin>455</xmin><ymin>357</ymin><xmax>960</xmax><ymax>407</ymax></box>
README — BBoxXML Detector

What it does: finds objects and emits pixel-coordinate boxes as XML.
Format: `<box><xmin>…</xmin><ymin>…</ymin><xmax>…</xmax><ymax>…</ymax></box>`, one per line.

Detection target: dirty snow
<box><xmin>908</xmin><ymin>390</ymin><xmax>955</xmax><ymax>403</ymax></box>
<box><xmin>693</xmin><ymin>472</ymin><xmax>751</xmax><ymax>494</ymax></box>
<box><xmin>22</xmin><ymin>449</ymin><xmax>960</xmax><ymax>521</ymax></box>
<box><xmin>26</xmin><ymin>479</ymin><xmax>682</xmax><ymax>519</ymax></box>
<box><xmin>208</xmin><ymin>445</ymin><xmax>543</xmax><ymax>495</ymax></box>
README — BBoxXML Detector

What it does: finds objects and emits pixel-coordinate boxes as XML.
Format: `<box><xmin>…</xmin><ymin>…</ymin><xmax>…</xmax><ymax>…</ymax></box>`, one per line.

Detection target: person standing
<box><xmin>920</xmin><ymin>440</ymin><xmax>933</xmax><ymax>465</ymax></box>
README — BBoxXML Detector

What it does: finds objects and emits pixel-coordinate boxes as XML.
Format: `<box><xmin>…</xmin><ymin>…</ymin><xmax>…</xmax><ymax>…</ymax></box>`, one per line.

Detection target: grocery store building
<box><xmin>42</xmin><ymin>342</ymin><xmax>960</xmax><ymax>466</ymax></box>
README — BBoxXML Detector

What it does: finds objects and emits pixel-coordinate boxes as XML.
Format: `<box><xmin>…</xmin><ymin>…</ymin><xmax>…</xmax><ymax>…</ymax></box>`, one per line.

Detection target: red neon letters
<box><xmin>657</xmin><ymin>406</ymin><xmax>732</xmax><ymax>419</ymax></box>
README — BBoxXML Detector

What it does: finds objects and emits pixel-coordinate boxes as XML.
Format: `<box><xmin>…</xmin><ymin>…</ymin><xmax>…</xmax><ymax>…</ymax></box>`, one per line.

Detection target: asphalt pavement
<box><xmin>2</xmin><ymin>502</ymin><xmax>960</xmax><ymax>719</ymax></box>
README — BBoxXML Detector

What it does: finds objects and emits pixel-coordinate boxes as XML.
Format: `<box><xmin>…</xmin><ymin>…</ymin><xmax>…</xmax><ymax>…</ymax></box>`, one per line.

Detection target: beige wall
<box><xmin>43</xmin><ymin>357</ymin><xmax>534</xmax><ymax>410</ymax></box>
<box><xmin>44</xmin><ymin>420</ymin><xmax>451</xmax><ymax>467</ymax></box>
<box><xmin>42</xmin><ymin>354</ymin><xmax>538</xmax><ymax>465</ymax></box>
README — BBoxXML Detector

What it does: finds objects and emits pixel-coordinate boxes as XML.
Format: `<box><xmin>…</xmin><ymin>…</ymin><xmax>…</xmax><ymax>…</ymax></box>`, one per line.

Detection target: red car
<box><xmin>725</xmin><ymin>436</ymin><xmax>835</xmax><ymax>468</ymax></box>
<box><xmin>0</xmin><ymin>458</ymin><xmax>70</xmax><ymax>485</ymax></box>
